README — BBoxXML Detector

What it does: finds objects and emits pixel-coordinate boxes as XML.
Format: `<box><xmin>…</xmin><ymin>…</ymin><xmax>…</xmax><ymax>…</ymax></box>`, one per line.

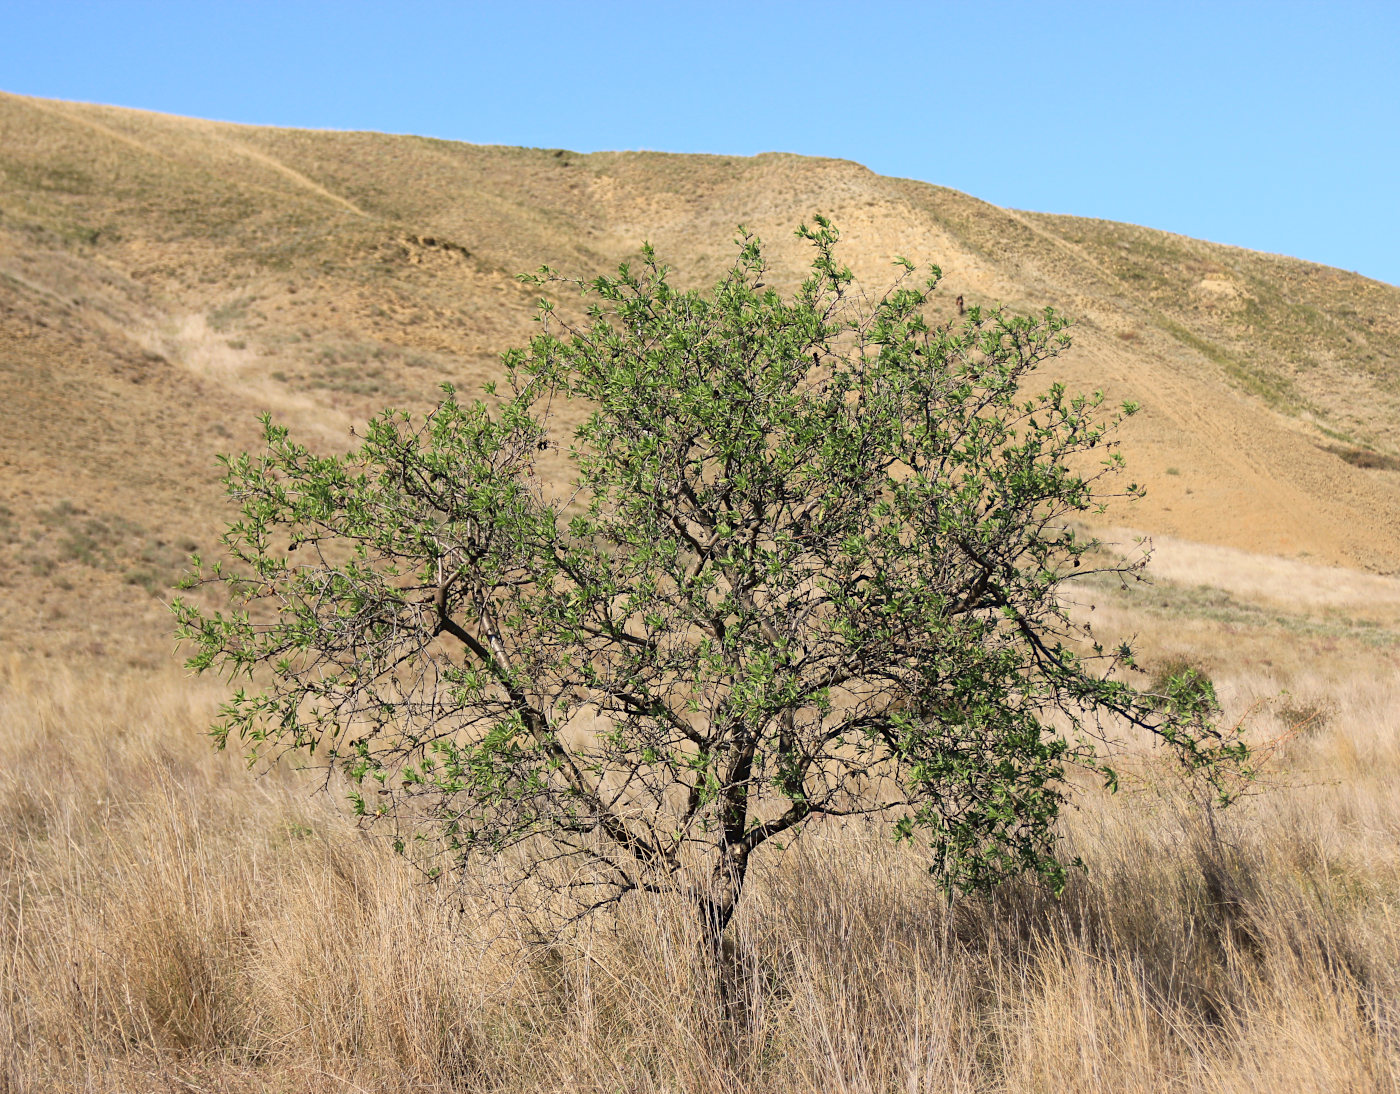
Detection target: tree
<box><xmin>174</xmin><ymin>219</ymin><xmax>1248</xmax><ymax>950</ymax></box>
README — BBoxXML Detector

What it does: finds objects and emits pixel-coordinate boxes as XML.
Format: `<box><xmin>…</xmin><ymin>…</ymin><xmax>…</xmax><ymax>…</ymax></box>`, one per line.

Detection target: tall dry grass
<box><xmin>2</xmin><ymin>651</ymin><xmax>1398</xmax><ymax>1092</ymax></box>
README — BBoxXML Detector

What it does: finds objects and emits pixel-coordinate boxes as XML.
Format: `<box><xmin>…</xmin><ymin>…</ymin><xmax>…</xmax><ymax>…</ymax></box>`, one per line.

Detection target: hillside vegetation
<box><xmin>3</xmin><ymin>91</ymin><xmax>1400</xmax><ymax>660</ymax></box>
<box><xmin>2</xmin><ymin>93</ymin><xmax>1398</xmax><ymax>1092</ymax></box>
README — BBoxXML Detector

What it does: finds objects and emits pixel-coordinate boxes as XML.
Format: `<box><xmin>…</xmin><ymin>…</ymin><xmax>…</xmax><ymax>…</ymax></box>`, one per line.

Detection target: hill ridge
<box><xmin>2</xmin><ymin>92</ymin><xmax>1398</xmax><ymax>657</ymax></box>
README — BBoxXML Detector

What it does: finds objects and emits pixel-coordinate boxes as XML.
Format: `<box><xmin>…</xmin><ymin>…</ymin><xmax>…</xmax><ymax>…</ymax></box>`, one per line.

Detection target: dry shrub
<box><xmin>1326</xmin><ymin>444</ymin><xmax>1400</xmax><ymax>472</ymax></box>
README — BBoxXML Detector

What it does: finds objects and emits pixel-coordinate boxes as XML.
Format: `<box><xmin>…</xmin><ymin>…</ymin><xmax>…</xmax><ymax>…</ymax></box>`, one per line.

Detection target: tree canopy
<box><xmin>174</xmin><ymin>219</ymin><xmax>1249</xmax><ymax>943</ymax></box>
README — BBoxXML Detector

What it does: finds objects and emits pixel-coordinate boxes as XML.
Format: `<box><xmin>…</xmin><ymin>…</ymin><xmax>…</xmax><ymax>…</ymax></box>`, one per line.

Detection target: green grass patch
<box><xmin>29</xmin><ymin>502</ymin><xmax>198</xmax><ymax>596</ymax></box>
<box><xmin>208</xmin><ymin>296</ymin><xmax>255</xmax><ymax>332</ymax></box>
<box><xmin>1155</xmin><ymin>316</ymin><xmax>1299</xmax><ymax>410</ymax></box>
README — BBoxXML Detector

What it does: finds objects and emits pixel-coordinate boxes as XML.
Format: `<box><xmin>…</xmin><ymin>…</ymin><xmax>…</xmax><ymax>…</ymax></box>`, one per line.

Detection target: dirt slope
<box><xmin>2</xmin><ymin>91</ymin><xmax>1397</xmax><ymax>659</ymax></box>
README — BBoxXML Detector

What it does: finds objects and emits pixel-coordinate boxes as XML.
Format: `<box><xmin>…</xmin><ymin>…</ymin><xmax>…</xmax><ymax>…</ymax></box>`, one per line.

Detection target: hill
<box><xmin>4</xmin><ymin>92</ymin><xmax>1400</xmax><ymax>1094</ymax></box>
<box><xmin>2</xmin><ymin>91</ymin><xmax>1399</xmax><ymax>663</ymax></box>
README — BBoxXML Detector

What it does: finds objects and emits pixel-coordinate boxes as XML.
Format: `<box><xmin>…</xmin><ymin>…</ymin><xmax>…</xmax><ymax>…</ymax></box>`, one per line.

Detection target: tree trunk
<box><xmin>693</xmin><ymin>845</ymin><xmax>751</xmax><ymax>1014</ymax></box>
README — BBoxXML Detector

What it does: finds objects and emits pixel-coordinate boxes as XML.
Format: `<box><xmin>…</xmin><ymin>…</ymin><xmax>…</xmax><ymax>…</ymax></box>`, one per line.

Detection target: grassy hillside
<box><xmin>2</xmin><ymin>92</ymin><xmax>1399</xmax><ymax>662</ymax></box>
<box><xmin>3</xmin><ymin>93</ymin><xmax>1399</xmax><ymax>1093</ymax></box>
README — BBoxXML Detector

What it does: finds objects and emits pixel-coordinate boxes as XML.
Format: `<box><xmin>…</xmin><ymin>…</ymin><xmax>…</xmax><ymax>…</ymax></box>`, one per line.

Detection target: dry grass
<box><xmin>3</xmin><ymin>645</ymin><xmax>1397</xmax><ymax>1093</ymax></box>
<box><xmin>4</xmin><ymin>89</ymin><xmax>1400</xmax><ymax>1091</ymax></box>
<box><xmin>1097</xmin><ymin>527</ymin><xmax>1400</xmax><ymax>621</ymax></box>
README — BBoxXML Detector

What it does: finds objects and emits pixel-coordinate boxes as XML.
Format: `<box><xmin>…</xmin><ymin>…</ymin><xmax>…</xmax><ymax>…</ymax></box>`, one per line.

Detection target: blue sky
<box><xmin>3</xmin><ymin>1</ymin><xmax>1397</xmax><ymax>285</ymax></box>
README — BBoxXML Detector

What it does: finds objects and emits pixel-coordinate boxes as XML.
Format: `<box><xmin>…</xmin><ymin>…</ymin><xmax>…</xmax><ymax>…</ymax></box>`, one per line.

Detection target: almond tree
<box><xmin>175</xmin><ymin>219</ymin><xmax>1248</xmax><ymax>950</ymax></box>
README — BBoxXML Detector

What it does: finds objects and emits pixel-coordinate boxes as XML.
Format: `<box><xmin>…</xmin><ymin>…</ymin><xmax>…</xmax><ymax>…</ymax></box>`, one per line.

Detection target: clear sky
<box><xmin>3</xmin><ymin>1</ymin><xmax>1397</xmax><ymax>285</ymax></box>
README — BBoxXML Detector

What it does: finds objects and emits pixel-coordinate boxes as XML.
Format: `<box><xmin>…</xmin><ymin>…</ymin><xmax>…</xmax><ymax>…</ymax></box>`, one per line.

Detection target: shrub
<box><xmin>1148</xmin><ymin>657</ymin><xmax>1219</xmax><ymax>714</ymax></box>
<box><xmin>174</xmin><ymin>220</ymin><xmax>1249</xmax><ymax>948</ymax></box>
